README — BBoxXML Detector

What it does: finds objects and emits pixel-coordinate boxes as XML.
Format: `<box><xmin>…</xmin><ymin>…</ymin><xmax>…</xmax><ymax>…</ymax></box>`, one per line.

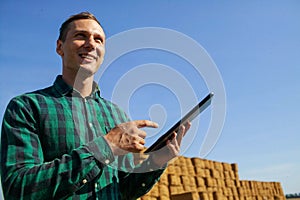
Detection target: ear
<box><xmin>56</xmin><ymin>40</ymin><xmax>64</xmax><ymax>56</ymax></box>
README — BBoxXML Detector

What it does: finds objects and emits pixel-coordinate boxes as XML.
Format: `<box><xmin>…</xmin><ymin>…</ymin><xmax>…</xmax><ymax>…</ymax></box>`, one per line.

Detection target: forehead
<box><xmin>68</xmin><ymin>19</ymin><xmax>105</xmax><ymax>36</ymax></box>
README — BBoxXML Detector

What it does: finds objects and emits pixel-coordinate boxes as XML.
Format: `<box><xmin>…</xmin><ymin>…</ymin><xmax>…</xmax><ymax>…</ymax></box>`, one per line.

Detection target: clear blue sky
<box><xmin>0</xmin><ymin>0</ymin><xmax>299</xmax><ymax>196</ymax></box>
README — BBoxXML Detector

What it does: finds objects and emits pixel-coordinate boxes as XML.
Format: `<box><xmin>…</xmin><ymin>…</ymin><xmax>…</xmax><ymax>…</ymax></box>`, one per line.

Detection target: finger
<box><xmin>128</xmin><ymin>126</ymin><xmax>147</xmax><ymax>139</ymax></box>
<box><xmin>167</xmin><ymin>139</ymin><xmax>180</xmax><ymax>155</ymax></box>
<box><xmin>183</xmin><ymin>121</ymin><xmax>192</xmax><ymax>135</ymax></box>
<box><xmin>128</xmin><ymin>135</ymin><xmax>146</xmax><ymax>152</ymax></box>
<box><xmin>134</xmin><ymin>120</ymin><xmax>159</xmax><ymax>128</ymax></box>
<box><xmin>169</xmin><ymin>132</ymin><xmax>176</xmax><ymax>141</ymax></box>
<box><xmin>137</xmin><ymin>129</ymin><xmax>147</xmax><ymax>139</ymax></box>
<box><xmin>176</xmin><ymin>125</ymin><xmax>185</xmax><ymax>145</ymax></box>
<box><xmin>137</xmin><ymin>137</ymin><xmax>145</xmax><ymax>145</ymax></box>
<box><xmin>132</xmin><ymin>129</ymin><xmax>147</xmax><ymax>141</ymax></box>
<box><xmin>131</xmin><ymin>143</ymin><xmax>146</xmax><ymax>153</ymax></box>
<box><xmin>176</xmin><ymin>121</ymin><xmax>191</xmax><ymax>142</ymax></box>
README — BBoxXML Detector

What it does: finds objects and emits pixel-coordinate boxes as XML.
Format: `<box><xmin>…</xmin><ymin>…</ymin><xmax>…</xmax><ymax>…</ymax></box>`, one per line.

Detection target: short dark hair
<box><xmin>58</xmin><ymin>12</ymin><xmax>102</xmax><ymax>42</ymax></box>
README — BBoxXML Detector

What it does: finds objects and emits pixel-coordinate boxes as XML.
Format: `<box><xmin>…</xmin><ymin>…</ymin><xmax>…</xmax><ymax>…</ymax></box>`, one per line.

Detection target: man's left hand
<box><xmin>149</xmin><ymin>121</ymin><xmax>191</xmax><ymax>168</ymax></box>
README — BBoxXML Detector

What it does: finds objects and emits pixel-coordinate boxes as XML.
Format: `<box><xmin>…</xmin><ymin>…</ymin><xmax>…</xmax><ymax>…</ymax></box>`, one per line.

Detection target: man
<box><xmin>0</xmin><ymin>12</ymin><xmax>190</xmax><ymax>199</ymax></box>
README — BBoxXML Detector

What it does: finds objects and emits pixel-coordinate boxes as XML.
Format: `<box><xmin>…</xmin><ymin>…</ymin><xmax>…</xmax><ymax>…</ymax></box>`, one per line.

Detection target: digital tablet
<box><xmin>144</xmin><ymin>92</ymin><xmax>214</xmax><ymax>153</ymax></box>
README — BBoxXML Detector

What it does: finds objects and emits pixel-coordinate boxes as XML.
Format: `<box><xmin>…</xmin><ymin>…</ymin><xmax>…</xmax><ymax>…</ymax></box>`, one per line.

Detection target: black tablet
<box><xmin>144</xmin><ymin>92</ymin><xmax>214</xmax><ymax>153</ymax></box>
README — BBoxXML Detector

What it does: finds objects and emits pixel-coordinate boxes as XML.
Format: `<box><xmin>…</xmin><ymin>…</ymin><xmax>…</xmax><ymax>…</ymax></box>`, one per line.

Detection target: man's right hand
<box><xmin>104</xmin><ymin>120</ymin><xmax>158</xmax><ymax>155</ymax></box>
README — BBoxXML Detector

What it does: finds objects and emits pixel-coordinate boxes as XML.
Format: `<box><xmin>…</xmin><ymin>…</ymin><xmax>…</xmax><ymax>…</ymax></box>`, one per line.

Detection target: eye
<box><xmin>74</xmin><ymin>33</ymin><xmax>86</xmax><ymax>39</ymax></box>
<box><xmin>94</xmin><ymin>37</ymin><xmax>104</xmax><ymax>44</ymax></box>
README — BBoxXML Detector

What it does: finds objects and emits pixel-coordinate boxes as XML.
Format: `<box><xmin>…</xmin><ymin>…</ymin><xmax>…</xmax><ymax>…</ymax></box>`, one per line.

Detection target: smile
<box><xmin>79</xmin><ymin>53</ymin><xmax>97</xmax><ymax>60</ymax></box>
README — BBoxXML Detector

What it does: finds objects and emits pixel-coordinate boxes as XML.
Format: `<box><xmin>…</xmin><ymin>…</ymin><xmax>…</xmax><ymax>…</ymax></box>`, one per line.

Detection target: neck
<box><xmin>62</xmin><ymin>69</ymin><xmax>94</xmax><ymax>98</ymax></box>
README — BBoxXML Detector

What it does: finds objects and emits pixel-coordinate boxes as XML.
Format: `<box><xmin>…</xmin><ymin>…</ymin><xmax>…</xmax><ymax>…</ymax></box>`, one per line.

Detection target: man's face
<box><xmin>56</xmin><ymin>19</ymin><xmax>105</xmax><ymax>77</ymax></box>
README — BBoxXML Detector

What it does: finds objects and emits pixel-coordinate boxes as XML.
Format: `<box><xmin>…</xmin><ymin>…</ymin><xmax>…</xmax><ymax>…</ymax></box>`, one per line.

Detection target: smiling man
<box><xmin>0</xmin><ymin>12</ymin><xmax>190</xmax><ymax>199</ymax></box>
<box><xmin>57</xmin><ymin>16</ymin><xmax>105</xmax><ymax>96</ymax></box>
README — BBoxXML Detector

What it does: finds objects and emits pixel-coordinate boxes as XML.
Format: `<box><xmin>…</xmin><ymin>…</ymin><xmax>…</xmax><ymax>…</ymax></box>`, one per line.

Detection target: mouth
<box><xmin>78</xmin><ymin>53</ymin><xmax>97</xmax><ymax>62</ymax></box>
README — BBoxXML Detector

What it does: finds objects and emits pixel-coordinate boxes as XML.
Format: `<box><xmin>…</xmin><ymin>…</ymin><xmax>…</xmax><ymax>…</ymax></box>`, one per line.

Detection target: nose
<box><xmin>84</xmin><ymin>36</ymin><xmax>97</xmax><ymax>50</ymax></box>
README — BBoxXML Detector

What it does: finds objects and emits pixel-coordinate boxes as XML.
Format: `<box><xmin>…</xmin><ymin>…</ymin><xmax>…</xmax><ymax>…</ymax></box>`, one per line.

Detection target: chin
<box><xmin>77</xmin><ymin>65</ymin><xmax>98</xmax><ymax>77</ymax></box>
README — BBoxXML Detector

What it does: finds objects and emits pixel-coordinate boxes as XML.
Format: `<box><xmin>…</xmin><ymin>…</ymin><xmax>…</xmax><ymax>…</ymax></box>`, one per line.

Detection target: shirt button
<box><xmin>89</xmin><ymin>123</ymin><xmax>93</xmax><ymax>128</ymax></box>
<box><xmin>141</xmin><ymin>183</ymin><xmax>146</xmax><ymax>187</ymax></box>
<box><xmin>94</xmin><ymin>183</ymin><xmax>98</xmax><ymax>188</ymax></box>
<box><xmin>82</xmin><ymin>179</ymin><xmax>87</xmax><ymax>184</ymax></box>
<box><xmin>105</xmin><ymin>159</ymin><xmax>110</xmax><ymax>164</ymax></box>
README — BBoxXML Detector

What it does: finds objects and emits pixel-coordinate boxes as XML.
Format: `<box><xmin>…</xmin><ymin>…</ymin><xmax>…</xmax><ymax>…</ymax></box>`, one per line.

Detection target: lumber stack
<box><xmin>138</xmin><ymin>156</ymin><xmax>285</xmax><ymax>200</ymax></box>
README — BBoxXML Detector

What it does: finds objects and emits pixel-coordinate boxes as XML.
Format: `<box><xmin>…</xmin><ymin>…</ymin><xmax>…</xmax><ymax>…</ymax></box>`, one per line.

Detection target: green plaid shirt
<box><xmin>1</xmin><ymin>75</ymin><xmax>164</xmax><ymax>200</ymax></box>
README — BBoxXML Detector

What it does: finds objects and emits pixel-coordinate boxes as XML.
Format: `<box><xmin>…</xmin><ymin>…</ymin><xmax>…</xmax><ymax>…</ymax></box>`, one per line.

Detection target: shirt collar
<box><xmin>53</xmin><ymin>75</ymin><xmax>101</xmax><ymax>98</ymax></box>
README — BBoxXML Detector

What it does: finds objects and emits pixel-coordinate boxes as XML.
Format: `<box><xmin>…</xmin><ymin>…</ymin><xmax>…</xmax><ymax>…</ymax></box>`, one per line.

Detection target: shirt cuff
<box><xmin>146</xmin><ymin>155</ymin><xmax>168</xmax><ymax>171</ymax></box>
<box><xmin>133</xmin><ymin>155</ymin><xmax>167</xmax><ymax>173</ymax></box>
<box><xmin>86</xmin><ymin>136</ymin><xmax>115</xmax><ymax>166</ymax></box>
